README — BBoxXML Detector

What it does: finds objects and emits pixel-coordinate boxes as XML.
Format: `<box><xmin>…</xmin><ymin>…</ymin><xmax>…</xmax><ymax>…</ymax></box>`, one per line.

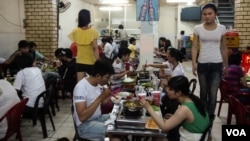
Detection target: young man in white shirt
<box><xmin>73</xmin><ymin>60</ymin><xmax>120</xmax><ymax>141</ymax></box>
<box><xmin>13</xmin><ymin>54</ymin><xmax>46</xmax><ymax>117</ymax></box>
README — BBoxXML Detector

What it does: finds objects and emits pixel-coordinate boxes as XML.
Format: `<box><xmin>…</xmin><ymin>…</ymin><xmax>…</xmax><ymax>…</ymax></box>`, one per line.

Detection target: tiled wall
<box><xmin>198</xmin><ymin>0</ymin><xmax>250</xmax><ymax>48</ymax></box>
<box><xmin>234</xmin><ymin>0</ymin><xmax>250</xmax><ymax>48</ymax></box>
<box><xmin>24</xmin><ymin>0</ymin><xmax>58</xmax><ymax>58</ymax></box>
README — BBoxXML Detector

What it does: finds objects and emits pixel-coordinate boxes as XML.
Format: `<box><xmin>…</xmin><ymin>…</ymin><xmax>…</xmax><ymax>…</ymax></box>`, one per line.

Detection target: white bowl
<box><xmin>123</xmin><ymin>78</ymin><xmax>134</xmax><ymax>83</ymax></box>
<box><xmin>111</xmin><ymin>95</ymin><xmax>122</xmax><ymax>104</ymax></box>
<box><xmin>118</xmin><ymin>92</ymin><xmax>130</xmax><ymax>98</ymax></box>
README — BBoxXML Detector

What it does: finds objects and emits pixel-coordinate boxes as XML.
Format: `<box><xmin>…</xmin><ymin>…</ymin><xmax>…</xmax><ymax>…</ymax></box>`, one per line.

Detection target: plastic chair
<box><xmin>228</xmin><ymin>95</ymin><xmax>250</xmax><ymax>125</ymax></box>
<box><xmin>36</xmin><ymin>90</ymin><xmax>56</xmax><ymax>138</ymax></box>
<box><xmin>217</xmin><ymin>79</ymin><xmax>232</xmax><ymax>117</ymax></box>
<box><xmin>199</xmin><ymin>121</ymin><xmax>213</xmax><ymax>141</ymax></box>
<box><xmin>23</xmin><ymin>90</ymin><xmax>55</xmax><ymax>138</ymax></box>
<box><xmin>199</xmin><ymin>114</ymin><xmax>215</xmax><ymax>141</ymax></box>
<box><xmin>218</xmin><ymin>79</ymin><xmax>250</xmax><ymax>124</ymax></box>
<box><xmin>189</xmin><ymin>78</ymin><xmax>197</xmax><ymax>94</ymax></box>
<box><xmin>0</xmin><ymin>98</ymin><xmax>29</xmax><ymax>141</ymax></box>
<box><xmin>0</xmin><ymin>63</ymin><xmax>8</xmax><ymax>77</ymax></box>
<box><xmin>71</xmin><ymin>105</ymin><xmax>91</xmax><ymax>141</ymax></box>
<box><xmin>57</xmin><ymin>77</ymin><xmax>76</xmax><ymax>100</ymax></box>
<box><xmin>45</xmin><ymin>77</ymin><xmax>60</xmax><ymax>116</ymax></box>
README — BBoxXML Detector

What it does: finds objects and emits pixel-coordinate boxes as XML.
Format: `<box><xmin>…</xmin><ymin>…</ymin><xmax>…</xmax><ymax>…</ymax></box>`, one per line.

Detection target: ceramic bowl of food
<box><xmin>118</xmin><ymin>92</ymin><xmax>131</xmax><ymax>98</ymax></box>
<box><xmin>111</xmin><ymin>95</ymin><xmax>122</xmax><ymax>104</ymax></box>
<box><xmin>123</xmin><ymin>100</ymin><xmax>142</xmax><ymax>112</ymax></box>
<box><xmin>123</xmin><ymin>77</ymin><xmax>134</xmax><ymax>83</ymax></box>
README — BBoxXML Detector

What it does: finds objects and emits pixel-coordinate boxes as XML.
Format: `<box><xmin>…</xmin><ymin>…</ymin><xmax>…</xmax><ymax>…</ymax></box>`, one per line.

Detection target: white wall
<box><xmin>176</xmin><ymin>4</ymin><xmax>201</xmax><ymax>46</ymax></box>
<box><xmin>0</xmin><ymin>0</ymin><xmax>201</xmax><ymax>59</ymax></box>
<box><xmin>158</xmin><ymin>5</ymin><xmax>178</xmax><ymax>48</ymax></box>
<box><xmin>59</xmin><ymin>0</ymin><xmax>201</xmax><ymax>48</ymax></box>
<box><xmin>0</xmin><ymin>0</ymin><xmax>25</xmax><ymax>58</ymax></box>
<box><xmin>58</xmin><ymin>0</ymin><xmax>94</xmax><ymax>48</ymax></box>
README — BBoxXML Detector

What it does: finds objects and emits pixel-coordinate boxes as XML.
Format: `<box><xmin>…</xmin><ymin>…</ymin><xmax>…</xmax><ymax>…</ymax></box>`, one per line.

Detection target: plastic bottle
<box><xmin>104</xmin><ymin>137</ymin><xmax>110</xmax><ymax>141</ymax></box>
<box><xmin>139</xmin><ymin>1</ymin><xmax>148</xmax><ymax>21</ymax></box>
<box><xmin>6</xmin><ymin>69</ymin><xmax>11</xmax><ymax>81</ymax></box>
<box><xmin>152</xmin><ymin>74</ymin><xmax>158</xmax><ymax>90</ymax></box>
<box><xmin>148</xmin><ymin>0</ymin><xmax>155</xmax><ymax>21</ymax></box>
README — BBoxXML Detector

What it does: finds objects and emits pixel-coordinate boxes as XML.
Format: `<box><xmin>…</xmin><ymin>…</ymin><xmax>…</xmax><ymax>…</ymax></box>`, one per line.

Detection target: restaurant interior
<box><xmin>1</xmin><ymin>0</ymin><xmax>250</xmax><ymax>141</ymax></box>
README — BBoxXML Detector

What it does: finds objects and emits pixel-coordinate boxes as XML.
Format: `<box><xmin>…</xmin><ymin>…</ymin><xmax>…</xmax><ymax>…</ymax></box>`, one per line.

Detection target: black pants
<box><xmin>120</xmin><ymin>40</ymin><xmax>128</xmax><ymax>48</ymax></box>
<box><xmin>23</xmin><ymin>106</ymin><xmax>35</xmax><ymax>119</ymax></box>
<box><xmin>180</xmin><ymin>47</ymin><xmax>186</xmax><ymax>55</ymax></box>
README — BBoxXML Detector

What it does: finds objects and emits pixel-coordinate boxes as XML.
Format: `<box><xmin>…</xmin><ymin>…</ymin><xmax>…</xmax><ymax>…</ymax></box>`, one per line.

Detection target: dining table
<box><xmin>105</xmin><ymin>99</ymin><xmax>167</xmax><ymax>139</ymax></box>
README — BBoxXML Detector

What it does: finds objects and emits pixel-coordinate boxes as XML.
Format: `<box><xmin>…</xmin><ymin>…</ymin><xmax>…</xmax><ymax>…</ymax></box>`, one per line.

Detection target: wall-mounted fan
<box><xmin>59</xmin><ymin>0</ymin><xmax>71</xmax><ymax>13</ymax></box>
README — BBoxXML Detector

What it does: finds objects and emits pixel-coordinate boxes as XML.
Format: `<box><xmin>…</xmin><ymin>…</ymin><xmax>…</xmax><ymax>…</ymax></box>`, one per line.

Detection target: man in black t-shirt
<box><xmin>3</xmin><ymin>40</ymin><xmax>30</xmax><ymax>76</ymax></box>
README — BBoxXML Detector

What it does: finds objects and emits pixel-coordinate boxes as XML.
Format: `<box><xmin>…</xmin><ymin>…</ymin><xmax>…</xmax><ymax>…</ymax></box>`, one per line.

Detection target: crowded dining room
<box><xmin>1</xmin><ymin>0</ymin><xmax>250</xmax><ymax>141</ymax></box>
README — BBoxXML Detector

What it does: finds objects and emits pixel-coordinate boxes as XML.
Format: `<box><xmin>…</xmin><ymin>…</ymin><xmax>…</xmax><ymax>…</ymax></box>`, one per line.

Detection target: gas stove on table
<box><xmin>115</xmin><ymin>107</ymin><xmax>147</xmax><ymax>129</ymax></box>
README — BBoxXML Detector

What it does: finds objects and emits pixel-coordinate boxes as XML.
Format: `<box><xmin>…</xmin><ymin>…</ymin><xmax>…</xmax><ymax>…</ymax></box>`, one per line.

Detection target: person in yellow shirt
<box><xmin>68</xmin><ymin>9</ymin><xmax>99</xmax><ymax>82</ymax></box>
<box><xmin>128</xmin><ymin>37</ymin><xmax>139</xmax><ymax>64</ymax></box>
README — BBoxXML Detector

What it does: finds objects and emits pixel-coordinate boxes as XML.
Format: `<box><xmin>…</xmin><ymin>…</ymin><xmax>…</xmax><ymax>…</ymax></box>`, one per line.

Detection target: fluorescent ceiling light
<box><xmin>100</xmin><ymin>0</ymin><xmax>129</xmax><ymax>4</ymax></box>
<box><xmin>166</xmin><ymin>0</ymin><xmax>195</xmax><ymax>3</ymax></box>
<box><xmin>187</xmin><ymin>1</ymin><xmax>193</xmax><ymax>5</ymax></box>
<box><xmin>99</xmin><ymin>6</ymin><xmax>123</xmax><ymax>11</ymax></box>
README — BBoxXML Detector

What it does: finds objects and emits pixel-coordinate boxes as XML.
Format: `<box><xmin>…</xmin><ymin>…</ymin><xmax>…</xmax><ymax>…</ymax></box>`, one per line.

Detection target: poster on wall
<box><xmin>136</xmin><ymin>0</ymin><xmax>159</xmax><ymax>21</ymax></box>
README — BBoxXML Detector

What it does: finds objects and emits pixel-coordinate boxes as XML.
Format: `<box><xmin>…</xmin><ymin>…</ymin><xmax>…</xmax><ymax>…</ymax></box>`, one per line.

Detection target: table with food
<box><xmin>106</xmin><ymin>89</ymin><xmax>166</xmax><ymax>138</ymax></box>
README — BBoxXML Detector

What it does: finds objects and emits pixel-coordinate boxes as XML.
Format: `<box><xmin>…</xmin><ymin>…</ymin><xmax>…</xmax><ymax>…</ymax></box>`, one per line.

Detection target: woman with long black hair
<box><xmin>140</xmin><ymin>75</ymin><xmax>210</xmax><ymax>141</ymax></box>
<box><xmin>191</xmin><ymin>3</ymin><xmax>228</xmax><ymax>117</ymax></box>
<box><xmin>68</xmin><ymin>9</ymin><xmax>99</xmax><ymax>82</ymax></box>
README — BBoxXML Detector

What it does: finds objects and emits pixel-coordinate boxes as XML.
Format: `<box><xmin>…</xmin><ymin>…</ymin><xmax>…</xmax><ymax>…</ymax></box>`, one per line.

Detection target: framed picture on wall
<box><xmin>136</xmin><ymin>0</ymin><xmax>159</xmax><ymax>21</ymax></box>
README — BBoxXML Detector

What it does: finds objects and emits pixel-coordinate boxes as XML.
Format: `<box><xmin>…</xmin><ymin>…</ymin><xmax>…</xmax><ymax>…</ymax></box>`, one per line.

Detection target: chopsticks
<box><xmin>103</xmin><ymin>83</ymin><xmax>119</xmax><ymax>99</ymax></box>
<box><xmin>112</xmin><ymin>95</ymin><xmax>119</xmax><ymax>99</ymax></box>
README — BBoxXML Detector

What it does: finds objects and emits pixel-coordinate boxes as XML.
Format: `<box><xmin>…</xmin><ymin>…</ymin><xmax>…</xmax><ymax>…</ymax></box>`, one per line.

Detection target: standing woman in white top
<box><xmin>191</xmin><ymin>3</ymin><xmax>228</xmax><ymax>118</ymax></box>
<box><xmin>144</xmin><ymin>48</ymin><xmax>185</xmax><ymax>87</ymax></box>
<box><xmin>143</xmin><ymin>48</ymin><xmax>185</xmax><ymax>141</ymax></box>
<box><xmin>103</xmin><ymin>36</ymin><xmax>114</xmax><ymax>63</ymax></box>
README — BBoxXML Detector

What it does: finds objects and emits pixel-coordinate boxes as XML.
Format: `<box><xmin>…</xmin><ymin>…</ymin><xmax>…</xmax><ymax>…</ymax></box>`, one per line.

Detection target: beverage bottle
<box><xmin>6</xmin><ymin>69</ymin><xmax>11</xmax><ymax>81</ymax></box>
<box><xmin>148</xmin><ymin>0</ymin><xmax>155</xmax><ymax>21</ymax></box>
<box><xmin>139</xmin><ymin>1</ymin><xmax>148</xmax><ymax>21</ymax></box>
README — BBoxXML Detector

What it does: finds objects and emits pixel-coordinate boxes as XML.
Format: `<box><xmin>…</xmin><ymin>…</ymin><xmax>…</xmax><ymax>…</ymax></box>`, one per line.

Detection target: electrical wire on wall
<box><xmin>0</xmin><ymin>15</ymin><xmax>21</xmax><ymax>27</ymax></box>
<box><xmin>18</xmin><ymin>0</ymin><xmax>24</xmax><ymax>33</ymax></box>
<box><xmin>58</xmin><ymin>28</ymin><xmax>63</xmax><ymax>41</ymax></box>
<box><xmin>0</xmin><ymin>0</ymin><xmax>24</xmax><ymax>33</ymax></box>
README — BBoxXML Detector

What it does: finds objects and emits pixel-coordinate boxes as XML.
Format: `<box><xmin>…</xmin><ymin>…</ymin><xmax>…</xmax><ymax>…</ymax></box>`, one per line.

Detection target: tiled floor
<box><xmin>8</xmin><ymin>61</ymin><xmax>234</xmax><ymax>141</ymax></box>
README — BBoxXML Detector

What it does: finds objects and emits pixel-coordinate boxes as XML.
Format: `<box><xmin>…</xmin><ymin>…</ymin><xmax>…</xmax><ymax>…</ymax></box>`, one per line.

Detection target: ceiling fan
<box><xmin>58</xmin><ymin>0</ymin><xmax>71</xmax><ymax>13</ymax></box>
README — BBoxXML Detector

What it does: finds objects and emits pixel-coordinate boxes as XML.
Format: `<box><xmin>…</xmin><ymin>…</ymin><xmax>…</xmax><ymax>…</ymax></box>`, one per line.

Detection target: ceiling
<box><xmin>82</xmin><ymin>0</ymin><xmax>135</xmax><ymax>5</ymax></box>
<box><xmin>82</xmin><ymin>0</ymin><xmax>178</xmax><ymax>6</ymax></box>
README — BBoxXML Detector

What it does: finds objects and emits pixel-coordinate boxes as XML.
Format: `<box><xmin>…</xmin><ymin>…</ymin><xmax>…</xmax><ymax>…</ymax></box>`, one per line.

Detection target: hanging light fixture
<box><xmin>100</xmin><ymin>0</ymin><xmax>129</xmax><ymax>4</ymax></box>
<box><xmin>99</xmin><ymin>6</ymin><xmax>123</xmax><ymax>11</ymax></box>
<box><xmin>166</xmin><ymin>0</ymin><xmax>195</xmax><ymax>3</ymax></box>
